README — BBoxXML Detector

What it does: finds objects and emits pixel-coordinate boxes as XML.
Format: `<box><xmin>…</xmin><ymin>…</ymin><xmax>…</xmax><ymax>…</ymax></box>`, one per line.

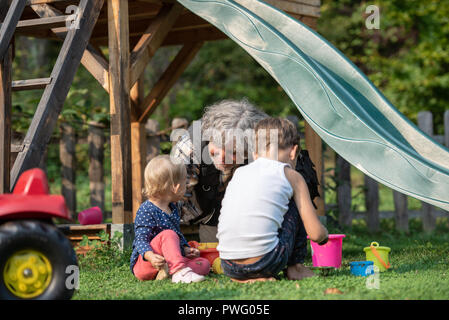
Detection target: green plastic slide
<box><xmin>177</xmin><ymin>0</ymin><xmax>449</xmax><ymax>212</ymax></box>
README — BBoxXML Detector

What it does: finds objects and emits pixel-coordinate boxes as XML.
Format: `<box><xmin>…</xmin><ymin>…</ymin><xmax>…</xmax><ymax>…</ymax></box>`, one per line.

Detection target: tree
<box><xmin>317</xmin><ymin>0</ymin><xmax>449</xmax><ymax>133</ymax></box>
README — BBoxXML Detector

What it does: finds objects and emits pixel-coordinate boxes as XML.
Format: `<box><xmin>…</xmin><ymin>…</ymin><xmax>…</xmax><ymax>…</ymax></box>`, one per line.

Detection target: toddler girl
<box><xmin>130</xmin><ymin>155</ymin><xmax>210</xmax><ymax>283</ymax></box>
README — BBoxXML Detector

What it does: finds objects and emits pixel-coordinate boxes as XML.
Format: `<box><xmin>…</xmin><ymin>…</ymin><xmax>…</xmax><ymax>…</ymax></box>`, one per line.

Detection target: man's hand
<box><xmin>184</xmin><ymin>246</ymin><xmax>200</xmax><ymax>258</ymax></box>
<box><xmin>144</xmin><ymin>251</ymin><xmax>166</xmax><ymax>269</ymax></box>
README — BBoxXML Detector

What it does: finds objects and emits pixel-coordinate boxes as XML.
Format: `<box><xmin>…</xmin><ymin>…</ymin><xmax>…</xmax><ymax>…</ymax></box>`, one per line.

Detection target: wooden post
<box><xmin>131</xmin><ymin>77</ymin><xmax>146</xmax><ymax>220</ymax></box>
<box><xmin>335</xmin><ymin>152</ymin><xmax>352</xmax><ymax>226</ymax></box>
<box><xmin>108</xmin><ymin>0</ymin><xmax>133</xmax><ymax>224</ymax></box>
<box><xmin>0</xmin><ymin>0</ymin><xmax>26</xmax><ymax>61</ymax></box>
<box><xmin>60</xmin><ymin>123</ymin><xmax>76</xmax><ymax>218</ymax></box>
<box><xmin>131</xmin><ymin>122</ymin><xmax>147</xmax><ymax>220</ymax></box>
<box><xmin>0</xmin><ymin>37</ymin><xmax>11</xmax><ymax>194</ymax></box>
<box><xmin>393</xmin><ymin>190</ymin><xmax>408</xmax><ymax>232</ymax></box>
<box><xmin>364</xmin><ymin>174</ymin><xmax>379</xmax><ymax>233</ymax></box>
<box><xmin>145</xmin><ymin>119</ymin><xmax>160</xmax><ymax>163</ymax></box>
<box><xmin>88</xmin><ymin>121</ymin><xmax>105</xmax><ymax>215</ymax></box>
<box><xmin>304</xmin><ymin>122</ymin><xmax>325</xmax><ymax>216</ymax></box>
<box><xmin>417</xmin><ymin>111</ymin><xmax>436</xmax><ymax>232</ymax></box>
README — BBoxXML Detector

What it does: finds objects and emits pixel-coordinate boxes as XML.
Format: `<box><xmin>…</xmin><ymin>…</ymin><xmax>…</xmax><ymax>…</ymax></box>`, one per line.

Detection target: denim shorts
<box><xmin>221</xmin><ymin>199</ymin><xmax>307</xmax><ymax>280</ymax></box>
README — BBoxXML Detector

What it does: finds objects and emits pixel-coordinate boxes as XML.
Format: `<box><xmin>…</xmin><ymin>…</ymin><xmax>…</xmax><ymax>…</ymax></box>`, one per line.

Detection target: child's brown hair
<box><xmin>254</xmin><ymin>117</ymin><xmax>300</xmax><ymax>153</ymax></box>
<box><xmin>143</xmin><ymin>155</ymin><xmax>187</xmax><ymax>199</ymax></box>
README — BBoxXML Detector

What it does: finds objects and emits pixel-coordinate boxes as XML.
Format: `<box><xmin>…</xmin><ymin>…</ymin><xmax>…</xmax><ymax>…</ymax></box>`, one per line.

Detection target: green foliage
<box><xmin>163</xmin><ymin>40</ymin><xmax>298</xmax><ymax>123</ymax></box>
<box><xmin>318</xmin><ymin>0</ymin><xmax>449</xmax><ymax>133</ymax></box>
<box><xmin>78</xmin><ymin>230</ymin><xmax>132</xmax><ymax>272</ymax></box>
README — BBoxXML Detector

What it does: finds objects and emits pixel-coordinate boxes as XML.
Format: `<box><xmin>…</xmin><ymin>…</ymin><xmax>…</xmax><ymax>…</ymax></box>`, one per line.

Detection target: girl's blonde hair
<box><xmin>143</xmin><ymin>155</ymin><xmax>187</xmax><ymax>199</ymax></box>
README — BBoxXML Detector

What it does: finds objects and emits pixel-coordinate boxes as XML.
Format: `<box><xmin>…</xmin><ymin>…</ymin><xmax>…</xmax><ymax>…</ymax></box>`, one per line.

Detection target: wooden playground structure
<box><xmin>0</xmin><ymin>0</ymin><xmax>324</xmax><ymax>245</ymax></box>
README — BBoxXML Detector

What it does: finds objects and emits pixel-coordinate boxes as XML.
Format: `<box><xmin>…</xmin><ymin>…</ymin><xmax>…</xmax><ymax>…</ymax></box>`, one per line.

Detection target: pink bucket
<box><xmin>78</xmin><ymin>206</ymin><xmax>103</xmax><ymax>225</ymax></box>
<box><xmin>309</xmin><ymin>234</ymin><xmax>346</xmax><ymax>268</ymax></box>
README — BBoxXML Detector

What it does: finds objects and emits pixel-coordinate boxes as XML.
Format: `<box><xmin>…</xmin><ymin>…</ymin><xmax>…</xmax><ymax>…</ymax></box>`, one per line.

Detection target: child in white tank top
<box><xmin>217</xmin><ymin>118</ymin><xmax>328</xmax><ymax>282</ymax></box>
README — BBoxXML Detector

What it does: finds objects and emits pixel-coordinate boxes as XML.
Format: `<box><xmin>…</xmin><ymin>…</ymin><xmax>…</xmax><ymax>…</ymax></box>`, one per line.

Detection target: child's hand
<box><xmin>144</xmin><ymin>251</ymin><xmax>166</xmax><ymax>269</ymax></box>
<box><xmin>317</xmin><ymin>235</ymin><xmax>329</xmax><ymax>246</ymax></box>
<box><xmin>184</xmin><ymin>246</ymin><xmax>200</xmax><ymax>258</ymax></box>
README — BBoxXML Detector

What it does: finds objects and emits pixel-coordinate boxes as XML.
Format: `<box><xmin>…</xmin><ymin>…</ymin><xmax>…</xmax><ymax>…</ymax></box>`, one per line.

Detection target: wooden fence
<box><xmin>334</xmin><ymin>110</ymin><xmax>449</xmax><ymax>232</ymax></box>
<box><xmin>10</xmin><ymin>111</ymin><xmax>449</xmax><ymax>232</ymax></box>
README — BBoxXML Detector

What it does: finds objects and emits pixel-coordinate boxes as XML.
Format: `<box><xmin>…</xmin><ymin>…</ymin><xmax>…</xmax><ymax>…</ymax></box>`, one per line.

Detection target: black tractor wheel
<box><xmin>0</xmin><ymin>220</ymin><xmax>78</xmax><ymax>300</ymax></box>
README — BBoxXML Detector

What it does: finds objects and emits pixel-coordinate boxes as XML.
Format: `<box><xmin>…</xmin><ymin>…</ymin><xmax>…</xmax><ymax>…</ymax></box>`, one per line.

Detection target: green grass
<box><xmin>73</xmin><ymin>218</ymin><xmax>449</xmax><ymax>300</ymax></box>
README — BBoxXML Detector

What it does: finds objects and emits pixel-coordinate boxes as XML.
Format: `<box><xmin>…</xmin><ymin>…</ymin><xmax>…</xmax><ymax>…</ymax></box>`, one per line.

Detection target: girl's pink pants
<box><xmin>133</xmin><ymin>229</ymin><xmax>210</xmax><ymax>281</ymax></box>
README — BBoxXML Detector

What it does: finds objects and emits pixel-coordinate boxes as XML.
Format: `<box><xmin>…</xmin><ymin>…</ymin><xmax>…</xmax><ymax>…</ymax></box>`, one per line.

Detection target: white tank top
<box><xmin>217</xmin><ymin>157</ymin><xmax>294</xmax><ymax>259</ymax></box>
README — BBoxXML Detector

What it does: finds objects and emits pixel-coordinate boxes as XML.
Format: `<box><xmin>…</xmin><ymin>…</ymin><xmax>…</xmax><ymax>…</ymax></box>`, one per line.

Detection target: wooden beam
<box><xmin>161</xmin><ymin>26</ymin><xmax>226</xmax><ymax>46</ymax></box>
<box><xmin>130</xmin><ymin>3</ymin><xmax>183</xmax><ymax>87</ymax></box>
<box><xmin>0</xmin><ymin>15</ymin><xmax>70</xmax><ymax>33</ymax></box>
<box><xmin>95</xmin><ymin>5</ymin><xmax>161</xmax><ymax>25</ymax></box>
<box><xmin>0</xmin><ymin>40</ymin><xmax>12</xmax><ymax>194</ymax></box>
<box><xmin>81</xmin><ymin>44</ymin><xmax>109</xmax><ymax>92</ymax></box>
<box><xmin>10</xmin><ymin>0</ymin><xmax>105</xmax><ymax>189</ymax></box>
<box><xmin>417</xmin><ymin>111</ymin><xmax>436</xmax><ymax>232</ymax></box>
<box><xmin>304</xmin><ymin>121</ymin><xmax>325</xmax><ymax>216</ymax></box>
<box><xmin>136</xmin><ymin>0</ymin><xmax>175</xmax><ymax>4</ymax></box>
<box><xmin>26</xmin><ymin>0</ymin><xmax>70</xmax><ymax>5</ymax></box>
<box><xmin>130</xmin><ymin>78</ymin><xmax>146</xmax><ymax>220</ymax></box>
<box><xmin>131</xmin><ymin>123</ymin><xmax>146</xmax><ymax>219</ymax></box>
<box><xmin>263</xmin><ymin>0</ymin><xmax>321</xmax><ymax>18</ymax></box>
<box><xmin>138</xmin><ymin>42</ymin><xmax>203</xmax><ymax>123</ymax></box>
<box><xmin>0</xmin><ymin>0</ymin><xmax>26</xmax><ymax>61</ymax></box>
<box><xmin>0</xmin><ymin>2</ymin><xmax>11</xmax><ymax>194</ymax></box>
<box><xmin>130</xmin><ymin>74</ymin><xmax>144</xmax><ymax>122</ymax></box>
<box><xmin>12</xmin><ymin>77</ymin><xmax>52</xmax><ymax>91</ymax></box>
<box><xmin>108</xmin><ymin>0</ymin><xmax>133</xmax><ymax>224</ymax></box>
<box><xmin>93</xmin><ymin>26</ymin><xmax>227</xmax><ymax>47</ymax></box>
<box><xmin>60</xmin><ymin>123</ymin><xmax>77</xmax><ymax>217</ymax></box>
<box><xmin>30</xmin><ymin>4</ymin><xmax>110</xmax><ymax>93</ymax></box>
<box><xmin>88</xmin><ymin>121</ymin><xmax>106</xmax><ymax>214</ymax></box>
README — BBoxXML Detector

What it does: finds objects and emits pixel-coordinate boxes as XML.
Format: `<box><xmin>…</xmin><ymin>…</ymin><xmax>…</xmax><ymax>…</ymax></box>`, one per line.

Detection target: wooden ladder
<box><xmin>0</xmin><ymin>0</ymin><xmax>104</xmax><ymax>192</ymax></box>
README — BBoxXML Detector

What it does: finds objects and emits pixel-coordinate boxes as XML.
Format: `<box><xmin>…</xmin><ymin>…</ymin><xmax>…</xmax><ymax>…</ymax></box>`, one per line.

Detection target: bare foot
<box><xmin>286</xmin><ymin>263</ymin><xmax>316</xmax><ymax>280</ymax></box>
<box><xmin>231</xmin><ymin>277</ymin><xmax>276</xmax><ymax>283</ymax></box>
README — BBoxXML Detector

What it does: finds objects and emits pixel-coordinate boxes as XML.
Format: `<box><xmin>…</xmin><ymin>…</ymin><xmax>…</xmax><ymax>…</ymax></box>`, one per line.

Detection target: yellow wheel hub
<box><xmin>3</xmin><ymin>249</ymin><xmax>52</xmax><ymax>299</ymax></box>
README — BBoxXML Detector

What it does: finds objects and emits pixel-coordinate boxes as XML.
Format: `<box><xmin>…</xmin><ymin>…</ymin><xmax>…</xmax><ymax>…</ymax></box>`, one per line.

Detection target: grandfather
<box><xmin>170</xmin><ymin>99</ymin><xmax>320</xmax><ymax>263</ymax></box>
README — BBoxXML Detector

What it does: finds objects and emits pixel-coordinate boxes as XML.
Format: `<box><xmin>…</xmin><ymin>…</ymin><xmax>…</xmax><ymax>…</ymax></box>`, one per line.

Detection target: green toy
<box><xmin>364</xmin><ymin>242</ymin><xmax>391</xmax><ymax>272</ymax></box>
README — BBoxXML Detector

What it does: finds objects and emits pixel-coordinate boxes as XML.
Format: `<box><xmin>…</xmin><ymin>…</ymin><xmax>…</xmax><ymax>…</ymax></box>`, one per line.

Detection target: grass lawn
<box><xmin>73</xmin><ymin>218</ymin><xmax>449</xmax><ymax>300</ymax></box>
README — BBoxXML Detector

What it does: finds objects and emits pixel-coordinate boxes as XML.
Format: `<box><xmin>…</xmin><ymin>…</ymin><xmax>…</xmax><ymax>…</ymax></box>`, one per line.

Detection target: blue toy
<box><xmin>350</xmin><ymin>261</ymin><xmax>374</xmax><ymax>277</ymax></box>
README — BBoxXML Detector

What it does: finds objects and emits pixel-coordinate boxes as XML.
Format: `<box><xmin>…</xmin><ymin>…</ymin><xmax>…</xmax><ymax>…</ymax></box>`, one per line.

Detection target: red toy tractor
<box><xmin>0</xmin><ymin>168</ymin><xmax>77</xmax><ymax>300</ymax></box>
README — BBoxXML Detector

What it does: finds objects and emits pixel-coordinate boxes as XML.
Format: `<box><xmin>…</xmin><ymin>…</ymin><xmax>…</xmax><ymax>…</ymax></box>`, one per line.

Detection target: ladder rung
<box><xmin>0</xmin><ymin>15</ymin><xmax>73</xmax><ymax>33</ymax></box>
<box><xmin>11</xmin><ymin>144</ymin><xmax>24</xmax><ymax>153</ymax></box>
<box><xmin>12</xmin><ymin>77</ymin><xmax>52</xmax><ymax>91</ymax></box>
<box><xmin>26</xmin><ymin>0</ymin><xmax>71</xmax><ymax>5</ymax></box>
